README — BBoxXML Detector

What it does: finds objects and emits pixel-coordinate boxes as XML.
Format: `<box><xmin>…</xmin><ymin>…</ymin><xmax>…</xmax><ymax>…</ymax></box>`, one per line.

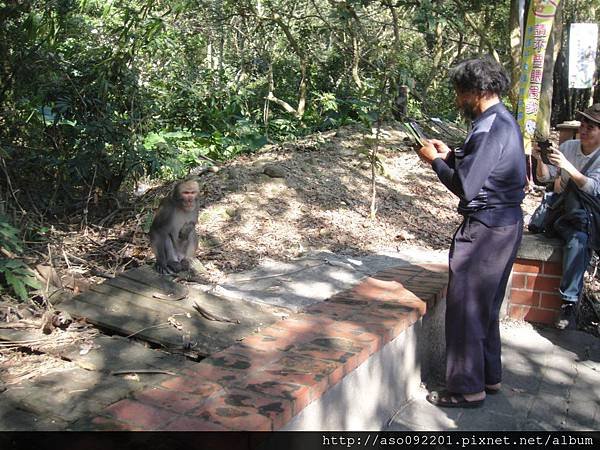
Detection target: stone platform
<box><xmin>68</xmin><ymin>263</ymin><xmax>448</xmax><ymax>431</ymax></box>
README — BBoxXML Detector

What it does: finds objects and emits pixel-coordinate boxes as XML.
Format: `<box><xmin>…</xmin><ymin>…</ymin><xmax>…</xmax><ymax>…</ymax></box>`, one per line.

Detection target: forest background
<box><xmin>0</xmin><ymin>0</ymin><xmax>599</xmax><ymax>301</ymax></box>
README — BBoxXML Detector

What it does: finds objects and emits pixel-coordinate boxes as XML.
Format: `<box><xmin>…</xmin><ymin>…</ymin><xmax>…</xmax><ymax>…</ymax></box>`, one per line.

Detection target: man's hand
<box><xmin>417</xmin><ymin>139</ymin><xmax>450</xmax><ymax>164</ymax></box>
<box><xmin>547</xmin><ymin>148</ymin><xmax>577</xmax><ymax>175</ymax></box>
<box><xmin>429</xmin><ymin>139</ymin><xmax>452</xmax><ymax>159</ymax></box>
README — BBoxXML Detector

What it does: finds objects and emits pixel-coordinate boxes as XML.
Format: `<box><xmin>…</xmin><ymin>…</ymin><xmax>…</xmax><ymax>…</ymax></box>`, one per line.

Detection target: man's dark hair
<box><xmin>449</xmin><ymin>57</ymin><xmax>510</xmax><ymax>96</ymax></box>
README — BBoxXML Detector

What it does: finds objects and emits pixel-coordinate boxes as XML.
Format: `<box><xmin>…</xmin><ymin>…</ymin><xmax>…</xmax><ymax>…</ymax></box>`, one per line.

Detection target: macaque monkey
<box><xmin>150</xmin><ymin>179</ymin><xmax>200</xmax><ymax>274</ymax></box>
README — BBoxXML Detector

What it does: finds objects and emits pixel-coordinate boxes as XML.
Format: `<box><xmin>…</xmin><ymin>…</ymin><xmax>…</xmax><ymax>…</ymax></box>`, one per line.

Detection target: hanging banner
<box><xmin>568</xmin><ymin>23</ymin><xmax>598</xmax><ymax>89</ymax></box>
<box><xmin>516</xmin><ymin>0</ymin><xmax>561</xmax><ymax>154</ymax></box>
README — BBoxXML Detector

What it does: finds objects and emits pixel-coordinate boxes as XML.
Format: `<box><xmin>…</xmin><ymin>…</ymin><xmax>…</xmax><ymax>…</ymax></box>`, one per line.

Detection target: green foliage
<box><xmin>0</xmin><ymin>218</ymin><xmax>41</xmax><ymax>301</ymax></box>
<box><xmin>4</xmin><ymin>0</ymin><xmax>588</xmax><ymax>214</ymax></box>
<box><xmin>142</xmin><ymin>120</ymin><xmax>267</xmax><ymax>179</ymax></box>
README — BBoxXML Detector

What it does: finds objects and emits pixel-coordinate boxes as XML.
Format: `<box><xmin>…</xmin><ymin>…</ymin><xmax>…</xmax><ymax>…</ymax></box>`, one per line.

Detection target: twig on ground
<box><xmin>0</xmin><ymin>246</ymin><xmax>16</xmax><ymax>259</ymax></box>
<box><xmin>111</xmin><ymin>369</ymin><xmax>176</xmax><ymax>376</ymax></box>
<box><xmin>0</xmin><ymin>156</ymin><xmax>26</xmax><ymax>214</ymax></box>
<box><xmin>81</xmin><ymin>166</ymin><xmax>97</xmax><ymax>232</ymax></box>
<box><xmin>62</xmin><ymin>248</ymin><xmax>71</xmax><ymax>269</ymax></box>
<box><xmin>192</xmin><ymin>301</ymin><xmax>239</xmax><ymax>324</ymax></box>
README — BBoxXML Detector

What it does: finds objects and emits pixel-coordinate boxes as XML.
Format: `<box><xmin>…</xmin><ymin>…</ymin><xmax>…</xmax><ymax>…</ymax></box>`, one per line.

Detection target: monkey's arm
<box><xmin>150</xmin><ymin>203</ymin><xmax>181</xmax><ymax>274</ymax></box>
<box><xmin>151</xmin><ymin>229</ymin><xmax>176</xmax><ymax>274</ymax></box>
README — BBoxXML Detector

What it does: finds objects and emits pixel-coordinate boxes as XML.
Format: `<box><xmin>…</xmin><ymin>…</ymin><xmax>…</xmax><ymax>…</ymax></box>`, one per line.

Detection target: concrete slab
<box><xmin>2</xmin><ymin>367</ymin><xmax>166</xmax><ymax>423</ymax></box>
<box><xmin>59</xmin><ymin>335</ymin><xmax>196</xmax><ymax>372</ymax></box>
<box><xmin>385</xmin><ymin>321</ymin><xmax>600</xmax><ymax>432</ymax></box>
<box><xmin>0</xmin><ymin>404</ymin><xmax>68</xmax><ymax>431</ymax></box>
<box><xmin>215</xmin><ymin>248</ymin><xmax>448</xmax><ymax>312</ymax></box>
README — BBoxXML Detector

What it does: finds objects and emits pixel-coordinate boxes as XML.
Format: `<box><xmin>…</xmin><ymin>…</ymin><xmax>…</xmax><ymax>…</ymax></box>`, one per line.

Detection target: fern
<box><xmin>0</xmin><ymin>217</ymin><xmax>41</xmax><ymax>301</ymax></box>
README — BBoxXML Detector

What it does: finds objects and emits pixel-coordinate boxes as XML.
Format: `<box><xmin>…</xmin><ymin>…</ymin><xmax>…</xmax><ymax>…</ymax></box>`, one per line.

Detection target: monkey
<box><xmin>149</xmin><ymin>179</ymin><xmax>200</xmax><ymax>275</ymax></box>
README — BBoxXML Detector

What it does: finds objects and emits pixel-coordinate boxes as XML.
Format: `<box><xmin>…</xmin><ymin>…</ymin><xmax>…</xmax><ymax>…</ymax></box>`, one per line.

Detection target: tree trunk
<box><xmin>352</xmin><ymin>35</ymin><xmax>362</xmax><ymax>89</ymax></box>
<box><xmin>509</xmin><ymin>0</ymin><xmax>525</xmax><ymax>110</ymax></box>
<box><xmin>269</xmin><ymin>16</ymin><xmax>308</xmax><ymax>120</ymax></box>
<box><xmin>297</xmin><ymin>61</ymin><xmax>307</xmax><ymax>118</ymax></box>
<box><xmin>537</xmin><ymin>1</ymin><xmax>563</xmax><ymax>135</ymax></box>
<box><xmin>423</xmin><ymin>21</ymin><xmax>445</xmax><ymax>96</ymax></box>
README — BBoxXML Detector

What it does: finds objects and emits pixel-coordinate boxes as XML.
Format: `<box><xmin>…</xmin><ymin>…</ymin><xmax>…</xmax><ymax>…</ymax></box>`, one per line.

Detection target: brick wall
<box><xmin>507</xmin><ymin>257</ymin><xmax>563</xmax><ymax>325</ymax></box>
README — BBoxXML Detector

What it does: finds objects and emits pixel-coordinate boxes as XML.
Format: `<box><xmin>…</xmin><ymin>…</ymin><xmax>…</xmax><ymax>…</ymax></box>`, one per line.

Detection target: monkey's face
<box><xmin>177</xmin><ymin>181</ymin><xmax>199</xmax><ymax>211</ymax></box>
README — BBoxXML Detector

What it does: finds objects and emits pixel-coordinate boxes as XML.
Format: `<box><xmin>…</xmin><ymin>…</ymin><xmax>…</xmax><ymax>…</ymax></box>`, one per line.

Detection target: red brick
<box><xmin>134</xmin><ymin>387</ymin><xmax>211</xmax><ymax>414</ymax></box>
<box><xmin>508</xmin><ymin>305</ymin><xmax>530</xmax><ymax>321</ymax></box>
<box><xmin>201</xmin><ymin>351</ymin><xmax>255</xmax><ymax>372</ymax></box>
<box><xmin>287</xmin><ymin>337</ymin><xmax>362</xmax><ymax>365</ymax></box>
<box><xmin>526</xmin><ymin>274</ymin><xmax>561</xmax><ymax>292</ymax></box>
<box><xmin>86</xmin><ymin>415</ymin><xmax>138</xmax><ymax>431</ymax></box>
<box><xmin>305</xmin><ymin>300</ymin><xmax>361</xmax><ymax>320</ymax></box>
<box><xmin>513</xmin><ymin>260</ymin><xmax>542</xmax><ymax>274</ymax></box>
<box><xmin>327</xmin><ymin>362</ymin><xmax>346</xmax><ymax>386</ymax></box>
<box><xmin>160</xmin><ymin>376</ymin><xmax>223</xmax><ymax>397</ymax></box>
<box><xmin>348</xmin><ymin>318</ymin><xmax>396</xmax><ymax>343</ymax></box>
<box><xmin>341</xmin><ymin>308</ymin><xmax>409</xmax><ymax>342</ymax></box>
<box><xmin>373</xmin><ymin>272</ymin><xmax>414</xmax><ymax>284</ymax></box>
<box><xmin>509</xmin><ymin>304</ymin><xmax>559</xmax><ymax>324</ymax></box>
<box><xmin>318</xmin><ymin>322</ymin><xmax>383</xmax><ymax>355</ymax></box>
<box><xmin>356</xmin><ymin>277</ymin><xmax>405</xmax><ymax>291</ymax></box>
<box><xmin>398</xmin><ymin>284</ymin><xmax>439</xmax><ymax>299</ymax></box>
<box><xmin>523</xmin><ymin>307</ymin><xmax>559</xmax><ymax>325</ymax></box>
<box><xmin>272</xmin><ymin>315</ymin><xmax>336</xmax><ymax>333</ymax></box>
<box><xmin>542</xmin><ymin>261</ymin><xmax>562</xmax><ymax>276</ymax></box>
<box><xmin>190</xmin><ymin>389</ymin><xmax>287</xmax><ymax>430</ymax></box>
<box><xmin>226</xmin><ymin>343</ymin><xmax>285</xmax><ymax>368</ymax></box>
<box><xmin>327</xmin><ymin>294</ymin><xmax>374</xmax><ymax>309</ymax></box>
<box><xmin>182</xmin><ymin>363</ymin><xmax>247</xmax><ymax>389</ymax></box>
<box><xmin>235</xmin><ymin>377</ymin><xmax>312</xmax><ymax>415</ymax></box>
<box><xmin>367</xmin><ymin>298</ymin><xmax>424</xmax><ymax>319</ymax></box>
<box><xmin>342</xmin><ymin>345</ymin><xmax>372</xmax><ymax>374</ymax></box>
<box><xmin>510</xmin><ymin>288</ymin><xmax>540</xmax><ymax>306</ymax></box>
<box><xmin>240</xmin><ymin>328</ymin><xmax>298</xmax><ymax>352</ymax></box>
<box><xmin>382</xmin><ymin>265</ymin><xmax>423</xmax><ymax>274</ymax></box>
<box><xmin>103</xmin><ymin>399</ymin><xmax>177</xmax><ymax>430</ymax></box>
<box><xmin>385</xmin><ymin>265</ymin><xmax>424</xmax><ymax>274</ymax></box>
<box><xmin>350</xmin><ymin>279</ymin><xmax>429</xmax><ymax>310</ymax></box>
<box><xmin>267</xmin><ymin>354</ymin><xmax>340</xmax><ymax>384</ymax></box>
<box><xmin>351</xmin><ymin>278</ymin><xmax>406</xmax><ymax>299</ymax></box>
<box><xmin>255</xmin><ymin>367</ymin><xmax>329</xmax><ymax>403</ymax></box>
<box><xmin>371</xmin><ymin>272</ymin><xmax>401</xmax><ymax>281</ymax></box>
<box><xmin>162</xmin><ymin>415</ymin><xmax>229</xmax><ymax>431</ymax></box>
<box><xmin>416</xmin><ymin>263</ymin><xmax>449</xmax><ymax>273</ymax></box>
<box><xmin>225</xmin><ymin>388</ymin><xmax>294</xmax><ymax>428</ymax></box>
<box><xmin>191</xmin><ymin>408</ymin><xmax>271</xmax><ymax>431</ymax></box>
<box><xmin>511</xmin><ymin>273</ymin><xmax>527</xmax><ymax>289</ymax></box>
<box><xmin>540</xmin><ymin>293</ymin><xmax>563</xmax><ymax>310</ymax></box>
<box><xmin>409</xmin><ymin>277</ymin><xmax>448</xmax><ymax>287</ymax></box>
<box><xmin>329</xmin><ymin>290</ymin><xmax>369</xmax><ymax>302</ymax></box>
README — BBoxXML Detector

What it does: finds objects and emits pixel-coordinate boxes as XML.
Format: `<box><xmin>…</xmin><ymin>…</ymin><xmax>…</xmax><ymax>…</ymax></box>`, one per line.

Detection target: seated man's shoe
<box><xmin>555</xmin><ymin>302</ymin><xmax>576</xmax><ymax>330</ymax></box>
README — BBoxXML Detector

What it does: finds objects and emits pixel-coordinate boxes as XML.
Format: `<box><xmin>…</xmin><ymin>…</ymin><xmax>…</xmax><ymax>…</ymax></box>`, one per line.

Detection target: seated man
<box><xmin>534</xmin><ymin>104</ymin><xmax>600</xmax><ymax>329</ymax></box>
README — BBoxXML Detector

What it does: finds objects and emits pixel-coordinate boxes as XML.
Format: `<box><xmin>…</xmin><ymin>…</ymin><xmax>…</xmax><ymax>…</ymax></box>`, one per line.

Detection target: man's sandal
<box><xmin>485</xmin><ymin>387</ymin><xmax>501</xmax><ymax>395</ymax></box>
<box><xmin>426</xmin><ymin>390</ymin><xmax>484</xmax><ymax>409</ymax></box>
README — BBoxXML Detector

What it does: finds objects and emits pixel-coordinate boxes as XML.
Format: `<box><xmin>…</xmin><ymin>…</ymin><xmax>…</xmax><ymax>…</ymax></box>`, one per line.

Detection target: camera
<box><xmin>538</xmin><ymin>140</ymin><xmax>553</xmax><ymax>165</ymax></box>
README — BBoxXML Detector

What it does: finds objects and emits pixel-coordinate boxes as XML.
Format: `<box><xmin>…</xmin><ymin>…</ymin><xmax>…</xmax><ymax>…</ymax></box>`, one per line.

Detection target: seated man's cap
<box><xmin>577</xmin><ymin>103</ymin><xmax>600</xmax><ymax>125</ymax></box>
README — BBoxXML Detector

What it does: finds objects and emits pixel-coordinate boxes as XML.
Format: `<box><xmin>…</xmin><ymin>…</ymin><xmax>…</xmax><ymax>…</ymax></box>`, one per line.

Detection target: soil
<box><xmin>136</xmin><ymin>124</ymin><xmax>538</xmax><ymax>280</ymax></box>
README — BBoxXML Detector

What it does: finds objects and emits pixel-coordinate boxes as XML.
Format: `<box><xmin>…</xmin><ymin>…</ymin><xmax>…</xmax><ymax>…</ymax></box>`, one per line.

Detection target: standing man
<box><xmin>533</xmin><ymin>104</ymin><xmax>600</xmax><ymax>330</ymax></box>
<box><xmin>417</xmin><ymin>57</ymin><xmax>526</xmax><ymax>408</ymax></box>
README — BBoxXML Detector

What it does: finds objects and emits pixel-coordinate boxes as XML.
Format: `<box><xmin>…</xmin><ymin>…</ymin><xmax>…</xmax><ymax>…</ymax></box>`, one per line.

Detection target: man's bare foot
<box><xmin>485</xmin><ymin>383</ymin><xmax>501</xmax><ymax>394</ymax></box>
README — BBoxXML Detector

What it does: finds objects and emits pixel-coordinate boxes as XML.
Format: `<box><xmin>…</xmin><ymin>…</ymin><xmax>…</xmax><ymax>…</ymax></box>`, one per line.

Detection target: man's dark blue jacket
<box><xmin>431</xmin><ymin>102</ymin><xmax>527</xmax><ymax>226</ymax></box>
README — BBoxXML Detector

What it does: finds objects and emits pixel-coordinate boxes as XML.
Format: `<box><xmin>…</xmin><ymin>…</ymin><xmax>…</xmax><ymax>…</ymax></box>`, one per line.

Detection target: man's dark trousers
<box><xmin>445</xmin><ymin>216</ymin><xmax>523</xmax><ymax>394</ymax></box>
